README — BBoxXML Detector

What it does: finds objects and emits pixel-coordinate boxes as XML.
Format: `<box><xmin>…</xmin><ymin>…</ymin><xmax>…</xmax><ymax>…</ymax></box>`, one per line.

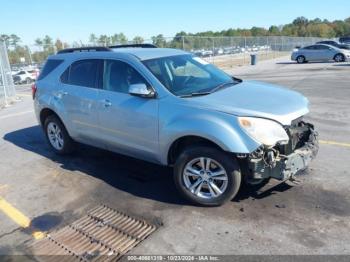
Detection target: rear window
<box><xmin>61</xmin><ymin>59</ymin><xmax>100</xmax><ymax>88</ymax></box>
<box><xmin>38</xmin><ymin>59</ymin><xmax>63</xmax><ymax>80</ymax></box>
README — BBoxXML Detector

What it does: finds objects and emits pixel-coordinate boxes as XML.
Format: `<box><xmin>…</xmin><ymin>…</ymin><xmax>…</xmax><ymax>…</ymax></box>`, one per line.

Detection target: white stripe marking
<box><xmin>0</xmin><ymin>110</ymin><xmax>34</xmax><ymax>120</ymax></box>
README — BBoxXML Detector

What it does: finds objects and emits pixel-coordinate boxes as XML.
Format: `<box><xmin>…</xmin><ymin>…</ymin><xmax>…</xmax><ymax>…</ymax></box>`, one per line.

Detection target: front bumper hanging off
<box><xmin>247</xmin><ymin>121</ymin><xmax>319</xmax><ymax>181</ymax></box>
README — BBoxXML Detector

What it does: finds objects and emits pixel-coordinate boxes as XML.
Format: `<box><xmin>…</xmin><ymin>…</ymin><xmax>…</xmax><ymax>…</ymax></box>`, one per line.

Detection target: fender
<box><xmin>35</xmin><ymin>88</ymin><xmax>77</xmax><ymax>138</ymax></box>
<box><xmin>159</xmin><ymin>111</ymin><xmax>261</xmax><ymax>165</ymax></box>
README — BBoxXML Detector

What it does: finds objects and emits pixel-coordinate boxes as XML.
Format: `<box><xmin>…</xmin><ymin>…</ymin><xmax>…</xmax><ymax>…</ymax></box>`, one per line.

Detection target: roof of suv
<box><xmin>53</xmin><ymin>47</ymin><xmax>188</xmax><ymax>61</ymax></box>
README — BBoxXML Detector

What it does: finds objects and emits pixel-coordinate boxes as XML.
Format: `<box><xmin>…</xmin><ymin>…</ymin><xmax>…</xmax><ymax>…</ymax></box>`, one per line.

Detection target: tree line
<box><xmin>1</xmin><ymin>16</ymin><xmax>349</xmax><ymax>65</ymax></box>
<box><xmin>179</xmin><ymin>17</ymin><xmax>350</xmax><ymax>38</ymax></box>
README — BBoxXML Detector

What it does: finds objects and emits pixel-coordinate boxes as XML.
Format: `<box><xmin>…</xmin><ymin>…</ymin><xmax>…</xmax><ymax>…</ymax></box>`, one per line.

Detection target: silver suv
<box><xmin>33</xmin><ymin>45</ymin><xmax>318</xmax><ymax>206</ymax></box>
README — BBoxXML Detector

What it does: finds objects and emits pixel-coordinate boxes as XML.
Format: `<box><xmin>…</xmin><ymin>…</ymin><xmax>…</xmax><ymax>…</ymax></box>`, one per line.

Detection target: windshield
<box><xmin>143</xmin><ymin>54</ymin><xmax>238</xmax><ymax>96</ymax></box>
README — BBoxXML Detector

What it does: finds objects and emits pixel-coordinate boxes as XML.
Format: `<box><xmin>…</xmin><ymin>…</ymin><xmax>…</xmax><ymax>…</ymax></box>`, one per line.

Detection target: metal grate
<box><xmin>29</xmin><ymin>205</ymin><xmax>157</xmax><ymax>261</ymax></box>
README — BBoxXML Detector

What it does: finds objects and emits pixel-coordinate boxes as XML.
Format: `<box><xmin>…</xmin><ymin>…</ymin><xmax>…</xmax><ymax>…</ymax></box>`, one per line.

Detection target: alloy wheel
<box><xmin>47</xmin><ymin>122</ymin><xmax>64</xmax><ymax>150</ymax></box>
<box><xmin>183</xmin><ymin>157</ymin><xmax>228</xmax><ymax>199</ymax></box>
<box><xmin>335</xmin><ymin>54</ymin><xmax>344</xmax><ymax>62</ymax></box>
<box><xmin>297</xmin><ymin>56</ymin><xmax>305</xmax><ymax>63</ymax></box>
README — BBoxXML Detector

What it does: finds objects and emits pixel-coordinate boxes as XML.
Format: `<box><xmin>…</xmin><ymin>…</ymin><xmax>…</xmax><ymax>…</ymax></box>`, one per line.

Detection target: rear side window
<box><xmin>61</xmin><ymin>59</ymin><xmax>100</xmax><ymax>88</ymax></box>
<box><xmin>315</xmin><ymin>45</ymin><xmax>329</xmax><ymax>50</ymax></box>
<box><xmin>38</xmin><ymin>59</ymin><xmax>63</xmax><ymax>80</ymax></box>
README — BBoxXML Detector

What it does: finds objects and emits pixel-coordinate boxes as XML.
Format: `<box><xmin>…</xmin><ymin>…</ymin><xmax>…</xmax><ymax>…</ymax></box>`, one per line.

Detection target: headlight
<box><xmin>238</xmin><ymin>117</ymin><xmax>289</xmax><ymax>147</ymax></box>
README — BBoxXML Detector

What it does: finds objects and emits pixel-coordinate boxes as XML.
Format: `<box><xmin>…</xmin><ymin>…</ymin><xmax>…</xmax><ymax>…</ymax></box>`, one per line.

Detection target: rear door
<box><xmin>97</xmin><ymin>59</ymin><xmax>159</xmax><ymax>162</ymax></box>
<box><xmin>314</xmin><ymin>45</ymin><xmax>334</xmax><ymax>60</ymax></box>
<box><xmin>59</xmin><ymin>59</ymin><xmax>104</xmax><ymax>146</ymax></box>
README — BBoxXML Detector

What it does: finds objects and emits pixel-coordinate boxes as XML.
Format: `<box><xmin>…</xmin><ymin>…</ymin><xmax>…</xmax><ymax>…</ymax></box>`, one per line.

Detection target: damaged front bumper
<box><xmin>246</xmin><ymin>121</ymin><xmax>319</xmax><ymax>182</ymax></box>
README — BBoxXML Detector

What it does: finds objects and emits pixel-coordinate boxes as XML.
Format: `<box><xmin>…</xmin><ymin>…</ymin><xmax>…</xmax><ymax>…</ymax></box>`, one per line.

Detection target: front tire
<box><xmin>296</xmin><ymin>55</ymin><xmax>306</xmax><ymax>64</ymax></box>
<box><xmin>44</xmin><ymin>115</ymin><xmax>74</xmax><ymax>154</ymax></box>
<box><xmin>334</xmin><ymin>53</ymin><xmax>345</xmax><ymax>62</ymax></box>
<box><xmin>174</xmin><ymin>146</ymin><xmax>241</xmax><ymax>206</ymax></box>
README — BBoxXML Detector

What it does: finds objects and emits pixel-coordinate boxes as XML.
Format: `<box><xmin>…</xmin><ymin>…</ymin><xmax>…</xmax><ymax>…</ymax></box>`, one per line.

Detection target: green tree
<box><xmin>133</xmin><ymin>36</ymin><xmax>144</xmax><ymax>44</ymax></box>
<box><xmin>55</xmin><ymin>39</ymin><xmax>64</xmax><ymax>51</ymax></box>
<box><xmin>9</xmin><ymin>34</ymin><xmax>21</xmax><ymax>47</ymax></box>
<box><xmin>306</xmin><ymin>23</ymin><xmax>335</xmax><ymax>38</ymax></box>
<box><xmin>98</xmin><ymin>35</ymin><xmax>110</xmax><ymax>46</ymax></box>
<box><xmin>152</xmin><ymin>34</ymin><xmax>166</xmax><ymax>47</ymax></box>
<box><xmin>268</xmin><ymin>26</ymin><xmax>280</xmax><ymax>35</ymax></box>
<box><xmin>250</xmin><ymin>27</ymin><xmax>268</xmax><ymax>36</ymax></box>
<box><xmin>111</xmin><ymin>33</ymin><xmax>128</xmax><ymax>45</ymax></box>
<box><xmin>89</xmin><ymin>34</ymin><xmax>98</xmax><ymax>45</ymax></box>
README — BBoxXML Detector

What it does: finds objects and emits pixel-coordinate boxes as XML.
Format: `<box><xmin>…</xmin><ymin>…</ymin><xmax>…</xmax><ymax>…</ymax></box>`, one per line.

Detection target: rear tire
<box><xmin>296</xmin><ymin>55</ymin><xmax>306</xmax><ymax>64</ymax></box>
<box><xmin>25</xmin><ymin>77</ymin><xmax>32</xmax><ymax>84</ymax></box>
<box><xmin>334</xmin><ymin>53</ymin><xmax>345</xmax><ymax>62</ymax></box>
<box><xmin>44</xmin><ymin>115</ymin><xmax>74</xmax><ymax>155</ymax></box>
<box><xmin>174</xmin><ymin>146</ymin><xmax>241</xmax><ymax>206</ymax></box>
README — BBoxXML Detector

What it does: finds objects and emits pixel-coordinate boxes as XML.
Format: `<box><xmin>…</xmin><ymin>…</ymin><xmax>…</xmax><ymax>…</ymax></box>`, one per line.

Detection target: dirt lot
<box><xmin>208</xmin><ymin>51</ymin><xmax>290</xmax><ymax>69</ymax></box>
<box><xmin>0</xmin><ymin>57</ymin><xmax>350</xmax><ymax>259</ymax></box>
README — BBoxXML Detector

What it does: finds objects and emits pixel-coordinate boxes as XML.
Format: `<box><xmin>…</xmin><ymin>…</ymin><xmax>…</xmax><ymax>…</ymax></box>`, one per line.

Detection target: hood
<box><xmin>189</xmin><ymin>80</ymin><xmax>309</xmax><ymax>126</ymax></box>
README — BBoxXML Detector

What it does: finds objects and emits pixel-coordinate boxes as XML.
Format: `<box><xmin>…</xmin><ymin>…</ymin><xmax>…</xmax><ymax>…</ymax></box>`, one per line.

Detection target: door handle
<box><xmin>103</xmin><ymin>99</ymin><xmax>112</xmax><ymax>107</ymax></box>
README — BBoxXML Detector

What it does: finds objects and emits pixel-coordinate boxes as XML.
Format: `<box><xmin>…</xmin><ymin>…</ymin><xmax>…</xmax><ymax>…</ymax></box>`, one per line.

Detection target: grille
<box><xmin>29</xmin><ymin>205</ymin><xmax>157</xmax><ymax>261</ymax></box>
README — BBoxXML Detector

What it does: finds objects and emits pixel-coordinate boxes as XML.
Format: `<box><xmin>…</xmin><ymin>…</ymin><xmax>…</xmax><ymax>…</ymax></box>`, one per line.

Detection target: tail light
<box><xmin>31</xmin><ymin>83</ymin><xmax>37</xmax><ymax>99</ymax></box>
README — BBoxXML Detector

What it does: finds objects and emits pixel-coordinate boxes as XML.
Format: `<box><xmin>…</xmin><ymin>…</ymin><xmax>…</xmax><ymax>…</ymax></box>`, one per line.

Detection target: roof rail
<box><xmin>57</xmin><ymin>46</ymin><xmax>111</xmax><ymax>54</ymax></box>
<box><xmin>109</xmin><ymin>44</ymin><xmax>157</xmax><ymax>49</ymax></box>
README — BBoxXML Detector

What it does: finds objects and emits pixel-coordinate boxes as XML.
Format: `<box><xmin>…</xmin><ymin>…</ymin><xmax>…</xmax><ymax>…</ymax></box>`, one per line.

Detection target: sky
<box><xmin>1</xmin><ymin>0</ymin><xmax>349</xmax><ymax>46</ymax></box>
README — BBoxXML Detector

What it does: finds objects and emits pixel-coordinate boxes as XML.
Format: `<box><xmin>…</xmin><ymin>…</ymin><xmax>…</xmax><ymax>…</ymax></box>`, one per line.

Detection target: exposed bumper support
<box><xmin>280</xmin><ymin>126</ymin><xmax>318</xmax><ymax>179</ymax></box>
<box><xmin>247</xmin><ymin>122</ymin><xmax>319</xmax><ymax>181</ymax></box>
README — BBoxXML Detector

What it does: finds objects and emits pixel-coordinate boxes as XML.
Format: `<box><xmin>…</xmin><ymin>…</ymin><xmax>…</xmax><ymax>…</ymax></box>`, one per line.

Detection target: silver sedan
<box><xmin>291</xmin><ymin>44</ymin><xmax>350</xmax><ymax>63</ymax></box>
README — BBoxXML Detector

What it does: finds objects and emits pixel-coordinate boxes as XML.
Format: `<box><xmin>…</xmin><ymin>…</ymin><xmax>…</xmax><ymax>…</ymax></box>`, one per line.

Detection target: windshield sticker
<box><xmin>193</xmin><ymin>57</ymin><xmax>209</xmax><ymax>65</ymax></box>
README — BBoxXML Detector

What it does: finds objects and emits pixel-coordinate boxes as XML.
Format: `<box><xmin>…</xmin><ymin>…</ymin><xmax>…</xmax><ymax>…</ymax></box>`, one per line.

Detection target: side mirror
<box><xmin>129</xmin><ymin>83</ymin><xmax>156</xmax><ymax>98</ymax></box>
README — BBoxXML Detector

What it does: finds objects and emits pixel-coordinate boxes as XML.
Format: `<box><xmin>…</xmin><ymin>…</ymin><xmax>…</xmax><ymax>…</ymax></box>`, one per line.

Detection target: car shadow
<box><xmin>275</xmin><ymin>62</ymin><xmax>296</xmax><ymax>65</ymax></box>
<box><xmin>333</xmin><ymin>63</ymin><xmax>350</xmax><ymax>67</ymax></box>
<box><xmin>3</xmin><ymin>125</ymin><xmax>292</xmax><ymax>205</ymax></box>
<box><xmin>276</xmin><ymin>61</ymin><xmax>335</xmax><ymax>65</ymax></box>
<box><xmin>234</xmin><ymin>181</ymin><xmax>292</xmax><ymax>202</ymax></box>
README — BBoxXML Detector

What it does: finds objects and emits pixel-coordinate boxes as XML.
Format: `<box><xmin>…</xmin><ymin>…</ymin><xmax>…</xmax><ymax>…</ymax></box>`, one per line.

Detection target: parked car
<box><xmin>13</xmin><ymin>69</ymin><xmax>38</xmax><ymax>84</ymax></box>
<box><xmin>12</xmin><ymin>75</ymin><xmax>22</xmax><ymax>85</ymax></box>
<box><xmin>34</xmin><ymin>45</ymin><xmax>319</xmax><ymax>206</ymax></box>
<box><xmin>339</xmin><ymin>36</ymin><xmax>350</xmax><ymax>44</ymax></box>
<box><xmin>201</xmin><ymin>50</ymin><xmax>213</xmax><ymax>57</ymax></box>
<box><xmin>316</xmin><ymin>40</ymin><xmax>350</xmax><ymax>50</ymax></box>
<box><xmin>291</xmin><ymin>44</ymin><xmax>350</xmax><ymax>63</ymax></box>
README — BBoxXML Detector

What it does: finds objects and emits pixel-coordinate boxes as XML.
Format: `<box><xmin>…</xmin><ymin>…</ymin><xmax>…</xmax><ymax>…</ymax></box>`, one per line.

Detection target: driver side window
<box><xmin>103</xmin><ymin>60</ymin><xmax>148</xmax><ymax>94</ymax></box>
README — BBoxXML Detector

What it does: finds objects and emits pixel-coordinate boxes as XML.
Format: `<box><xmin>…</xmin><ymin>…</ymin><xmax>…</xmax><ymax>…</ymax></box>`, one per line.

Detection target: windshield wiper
<box><xmin>210</xmin><ymin>81</ymin><xmax>236</xmax><ymax>93</ymax></box>
<box><xmin>179</xmin><ymin>92</ymin><xmax>212</xmax><ymax>98</ymax></box>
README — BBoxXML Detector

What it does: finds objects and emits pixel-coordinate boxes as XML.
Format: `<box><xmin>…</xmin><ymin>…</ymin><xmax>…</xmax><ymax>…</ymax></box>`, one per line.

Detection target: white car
<box><xmin>13</xmin><ymin>69</ymin><xmax>39</xmax><ymax>84</ymax></box>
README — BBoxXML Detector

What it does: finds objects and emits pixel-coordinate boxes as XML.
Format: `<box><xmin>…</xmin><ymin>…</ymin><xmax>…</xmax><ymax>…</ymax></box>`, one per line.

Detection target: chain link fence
<box><xmin>141</xmin><ymin>36</ymin><xmax>326</xmax><ymax>69</ymax></box>
<box><xmin>9</xmin><ymin>36</ymin><xmax>327</xmax><ymax>71</ymax></box>
<box><xmin>0</xmin><ymin>40</ymin><xmax>16</xmax><ymax>107</ymax></box>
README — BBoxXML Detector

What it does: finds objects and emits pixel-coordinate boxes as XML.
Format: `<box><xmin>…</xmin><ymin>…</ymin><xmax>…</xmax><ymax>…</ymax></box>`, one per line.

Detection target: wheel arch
<box><xmin>167</xmin><ymin>135</ymin><xmax>225</xmax><ymax>166</ymax></box>
<box><xmin>40</xmin><ymin>108</ymin><xmax>59</xmax><ymax>126</ymax></box>
<box><xmin>39</xmin><ymin>108</ymin><xmax>71</xmax><ymax>137</ymax></box>
<box><xmin>160</xmin><ymin>113</ymin><xmax>261</xmax><ymax>165</ymax></box>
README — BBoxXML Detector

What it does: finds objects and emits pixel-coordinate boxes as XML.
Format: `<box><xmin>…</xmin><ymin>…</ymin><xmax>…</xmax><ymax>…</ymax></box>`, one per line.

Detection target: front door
<box><xmin>97</xmin><ymin>59</ymin><xmax>159</xmax><ymax>162</ymax></box>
